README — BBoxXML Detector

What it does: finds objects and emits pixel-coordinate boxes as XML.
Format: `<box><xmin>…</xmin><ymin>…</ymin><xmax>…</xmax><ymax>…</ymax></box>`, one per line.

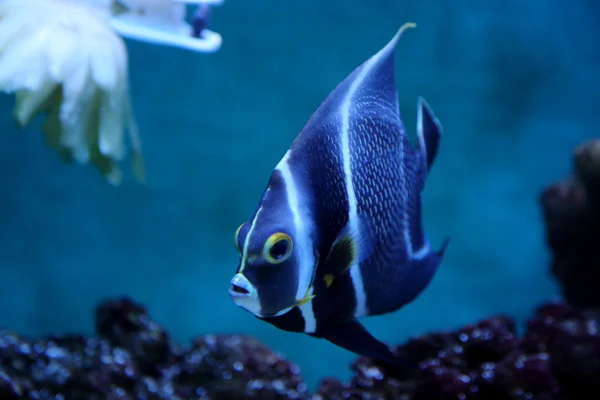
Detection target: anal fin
<box><xmin>318</xmin><ymin>318</ymin><xmax>413</xmax><ymax>368</ymax></box>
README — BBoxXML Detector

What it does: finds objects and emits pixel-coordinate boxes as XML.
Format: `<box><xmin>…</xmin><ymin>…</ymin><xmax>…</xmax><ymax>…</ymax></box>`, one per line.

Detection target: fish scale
<box><xmin>290</xmin><ymin>124</ymin><xmax>349</xmax><ymax>254</ymax></box>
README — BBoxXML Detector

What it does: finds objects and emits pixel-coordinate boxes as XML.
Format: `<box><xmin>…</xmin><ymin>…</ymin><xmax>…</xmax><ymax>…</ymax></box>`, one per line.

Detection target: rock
<box><xmin>0</xmin><ymin>297</ymin><xmax>308</xmax><ymax>400</ymax></box>
<box><xmin>315</xmin><ymin>302</ymin><xmax>600</xmax><ymax>400</ymax></box>
<box><xmin>1</xmin><ymin>301</ymin><xmax>598</xmax><ymax>399</ymax></box>
<box><xmin>541</xmin><ymin>139</ymin><xmax>600</xmax><ymax>308</ymax></box>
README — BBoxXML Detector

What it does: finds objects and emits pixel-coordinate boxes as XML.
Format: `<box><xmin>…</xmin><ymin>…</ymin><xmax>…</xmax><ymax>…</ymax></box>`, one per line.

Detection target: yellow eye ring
<box><xmin>262</xmin><ymin>232</ymin><xmax>293</xmax><ymax>264</ymax></box>
<box><xmin>234</xmin><ymin>223</ymin><xmax>244</xmax><ymax>252</ymax></box>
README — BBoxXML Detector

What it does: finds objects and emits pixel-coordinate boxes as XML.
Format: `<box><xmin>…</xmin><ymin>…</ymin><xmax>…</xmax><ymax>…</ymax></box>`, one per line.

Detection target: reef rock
<box><xmin>315</xmin><ymin>303</ymin><xmax>600</xmax><ymax>399</ymax></box>
<box><xmin>541</xmin><ymin>139</ymin><xmax>600</xmax><ymax>309</ymax></box>
<box><xmin>2</xmin><ymin>297</ymin><xmax>599</xmax><ymax>399</ymax></box>
<box><xmin>0</xmin><ymin>298</ymin><xmax>308</xmax><ymax>400</ymax></box>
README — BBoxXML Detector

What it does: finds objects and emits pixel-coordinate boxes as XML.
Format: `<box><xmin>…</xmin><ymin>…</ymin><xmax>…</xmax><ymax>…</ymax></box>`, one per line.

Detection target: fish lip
<box><xmin>228</xmin><ymin>273</ymin><xmax>257</xmax><ymax>299</ymax></box>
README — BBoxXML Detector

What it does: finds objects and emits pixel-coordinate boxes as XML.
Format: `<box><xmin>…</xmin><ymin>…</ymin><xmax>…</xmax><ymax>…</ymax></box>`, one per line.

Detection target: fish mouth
<box><xmin>230</xmin><ymin>284</ymin><xmax>249</xmax><ymax>295</ymax></box>
<box><xmin>228</xmin><ymin>273</ymin><xmax>257</xmax><ymax>299</ymax></box>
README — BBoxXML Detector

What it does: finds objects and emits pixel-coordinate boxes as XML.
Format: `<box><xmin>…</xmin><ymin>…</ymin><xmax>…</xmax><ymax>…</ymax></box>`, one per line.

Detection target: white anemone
<box><xmin>0</xmin><ymin>0</ymin><xmax>143</xmax><ymax>184</ymax></box>
<box><xmin>0</xmin><ymin>0</ymin><xmax>222</xmax><ymax>184</ymax></box>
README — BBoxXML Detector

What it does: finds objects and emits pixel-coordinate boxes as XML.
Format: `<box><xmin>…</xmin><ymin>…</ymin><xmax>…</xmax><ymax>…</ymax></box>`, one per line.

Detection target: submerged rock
<box><xmin>541</xmin><ymin>139</ymin><xmax>600</xmax><ymax>308</ymax></box>
<box><xmin>0</xmin><ymin>298</ymin><xmax>308</xmax><ymax>400</ymax></box>
<box><xmin>315</xmin><ymin>303</ymin><xmax>600</xmax><ymax>399</ymax></box>
<box><xmin>0</xmin><ymin>301</ymin><xmax>599</xmax><ymax>399</ymax></box>
<box><xmin>1</xmin><ymin>139</ymin><xmax>599</xmax><ymax>399</ymax></box>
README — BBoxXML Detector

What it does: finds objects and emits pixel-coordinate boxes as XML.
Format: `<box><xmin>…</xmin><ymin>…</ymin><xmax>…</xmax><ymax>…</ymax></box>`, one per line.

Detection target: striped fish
<box><xmin>229</xmin><ymin>23</ymin><xmax>448</xmax><ymax>365</ymax></box>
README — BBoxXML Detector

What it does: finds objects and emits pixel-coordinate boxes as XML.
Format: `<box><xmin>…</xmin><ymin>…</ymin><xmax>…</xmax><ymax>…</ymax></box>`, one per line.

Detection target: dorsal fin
<box><xmin>416</xmin><ymin>96</ymin><xmax>443</xmax><ymax>174</ymax></box>
<box><xmin>294</xmin><ymin>23</ymin><xmax>417</xmax><ymax>141</ymax></box>
<box><xmin>337</xmin><ymin>21</ymin><xmax>417</xmax><ymax>113</ymax></box>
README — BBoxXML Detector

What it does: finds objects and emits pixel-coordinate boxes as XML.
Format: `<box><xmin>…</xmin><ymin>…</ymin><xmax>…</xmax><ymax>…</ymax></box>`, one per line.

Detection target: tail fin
<box><xmin>416</xmin><ymin>97</ymin><xmax>443</xmax><ymax>174</ymax></box>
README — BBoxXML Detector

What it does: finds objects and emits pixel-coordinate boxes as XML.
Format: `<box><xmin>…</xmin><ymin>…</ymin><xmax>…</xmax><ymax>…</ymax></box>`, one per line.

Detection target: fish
<box><xmin>228</xmin><ymin>22</ymin><xmax>449</xmax><ymax>367</ymax></box>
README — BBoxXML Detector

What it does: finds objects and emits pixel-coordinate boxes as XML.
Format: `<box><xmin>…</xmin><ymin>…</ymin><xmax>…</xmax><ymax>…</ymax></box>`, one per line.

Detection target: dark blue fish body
<box><xmin>229</xmin><ymin>23</ymin><xmax>448</xmax><ymax>366</ymax></box>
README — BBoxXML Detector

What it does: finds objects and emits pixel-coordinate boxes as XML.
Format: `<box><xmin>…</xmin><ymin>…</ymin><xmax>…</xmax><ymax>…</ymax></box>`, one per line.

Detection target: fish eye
<box><xmin>262</xmin><ymin>232</ymin><xmax>293</xmax><ymax>264</ymax></box>
<box><xmin>234</xmin><ymin>223</ymin><xmax>244</xmax><ymax>252</ymax></box>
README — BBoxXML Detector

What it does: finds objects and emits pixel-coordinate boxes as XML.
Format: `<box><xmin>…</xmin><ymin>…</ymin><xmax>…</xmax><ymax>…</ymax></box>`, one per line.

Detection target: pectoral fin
<box><xmin>318</xmin><ymin>318</ymin><xmax>412</xmax><ymax>368</ymax></box>
<box><xmin>322</xmin><ymin>214</ymin><xmax>375</xmax><ymax>288</ymax></box>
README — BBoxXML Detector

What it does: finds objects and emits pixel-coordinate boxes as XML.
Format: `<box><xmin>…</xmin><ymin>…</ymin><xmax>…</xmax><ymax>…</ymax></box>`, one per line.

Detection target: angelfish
<box><xmin>228</xmin><ymin>23</ymin><xmax>449</xmax><ymax>366</ymax></box>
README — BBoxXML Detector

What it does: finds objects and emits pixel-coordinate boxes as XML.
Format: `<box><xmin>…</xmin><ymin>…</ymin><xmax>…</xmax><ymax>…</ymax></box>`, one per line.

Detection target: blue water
<box><xmin>0</xmin><ymin>0</ymin><xmax>598</xmax><ymax>388</ymax></box>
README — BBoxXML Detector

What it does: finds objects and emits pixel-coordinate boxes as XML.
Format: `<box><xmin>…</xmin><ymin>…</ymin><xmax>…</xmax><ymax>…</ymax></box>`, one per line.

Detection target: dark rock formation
<box><xmin>541</xmin><ymin>139</ymin><xmax>600</xmax><ymax>308</ymax></box>
<box><xmin>1</xmin><ymin>139</ymin><xmax>599</xmax><ymax>399</ymax></box>
<box><xmin>315</xmin><ymin>303</ymin><xmax>600</xmax><ymax>399</ymax></box>
<box><xmin>0</xmin><ymin>298</ymin><xmax>308</xmax><ymax>400</ymax></box>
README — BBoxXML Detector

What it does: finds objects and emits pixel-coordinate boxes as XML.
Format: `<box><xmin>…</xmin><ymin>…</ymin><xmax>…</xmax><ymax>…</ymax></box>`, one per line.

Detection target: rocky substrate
<box><xmin>2</xmin><ymin>139</ymin><xmax>599</xmax><ymax>400</ymax></box>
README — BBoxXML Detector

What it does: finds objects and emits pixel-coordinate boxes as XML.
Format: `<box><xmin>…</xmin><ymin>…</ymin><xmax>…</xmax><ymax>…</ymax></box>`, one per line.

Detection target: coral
<box><xmin>540</xmin><ymin>139</ymin><xmax>600</xmax><ymax>308</ymax></box>
<box><xmin>0</xmin><ymin>298</ymin><xmax>308</xmax><ymax>400</ymax></box>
